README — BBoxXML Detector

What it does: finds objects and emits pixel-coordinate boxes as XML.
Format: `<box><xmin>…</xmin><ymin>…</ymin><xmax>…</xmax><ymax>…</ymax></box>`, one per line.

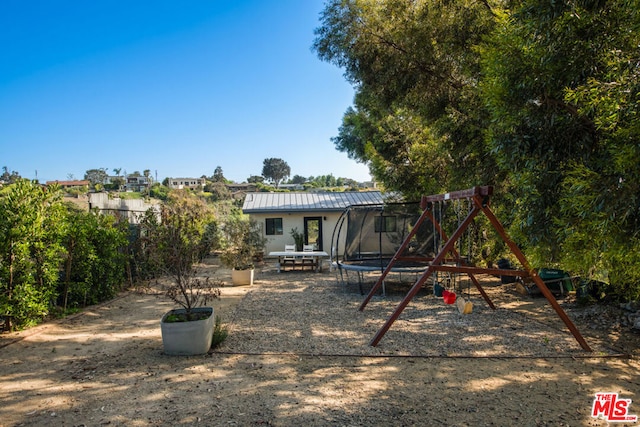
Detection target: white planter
<box><xmin>231</xmin><ymin>268</ymin><xmax>254</xmax><ymax>286</ymax></box>
<box><xmin>160</xmin><ymin>307</ymin><xmax>214</xmax><ymax>356</ymax></box>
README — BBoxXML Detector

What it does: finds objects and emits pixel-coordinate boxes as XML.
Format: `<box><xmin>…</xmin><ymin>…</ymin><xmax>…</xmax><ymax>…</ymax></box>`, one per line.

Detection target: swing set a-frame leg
<box><xmin>479</xmin><ymin>203</ymin><xmax>592</xmax><ymax>352</ymax></box>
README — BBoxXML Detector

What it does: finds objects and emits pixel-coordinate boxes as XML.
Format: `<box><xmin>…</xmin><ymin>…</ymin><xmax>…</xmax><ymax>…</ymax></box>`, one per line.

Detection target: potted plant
<box><xmin>160</xmin><ymin>276</ymin><xmax>221</xmax><ymax>356</ymax></box>
<box><xmin>220</xmin><ymin>213</ymin><xmax>267</xmax><ymax>286</ymax></box>
<box><xmin>290</xmin><ymin>227</ymin><xmax>304</xmax><ymax>251</ymax></box>
<box><xmin>141</xmin><ymin>191</ymin><xmax>224</xmax><ymax>355</ymax></box>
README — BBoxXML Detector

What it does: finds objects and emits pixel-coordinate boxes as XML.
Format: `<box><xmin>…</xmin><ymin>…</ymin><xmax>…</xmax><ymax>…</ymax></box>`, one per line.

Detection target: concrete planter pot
<box><xmin>160</xmin><ymin>307</ymin><xmax>214</xmax><ymax>356</ymax></box>
<box><xmin>231</xmin><ymin>268</ymin><xmax>254</xmax><ymax>286</ymax></box>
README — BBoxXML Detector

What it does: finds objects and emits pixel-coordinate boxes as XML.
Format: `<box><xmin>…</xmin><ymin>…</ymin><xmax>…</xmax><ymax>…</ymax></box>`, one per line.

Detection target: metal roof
<box><xmin>242</xmin><ymin>191</ymin><xmax>385</xmax><ymax>213</ymax></box>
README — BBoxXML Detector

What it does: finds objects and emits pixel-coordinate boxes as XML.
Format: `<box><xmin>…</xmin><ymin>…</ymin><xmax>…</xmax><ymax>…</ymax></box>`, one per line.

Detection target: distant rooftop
<box><xmin>242</xmin><ymin>191</ymin><xmax>384</xmax><ymax>213</ymax></box>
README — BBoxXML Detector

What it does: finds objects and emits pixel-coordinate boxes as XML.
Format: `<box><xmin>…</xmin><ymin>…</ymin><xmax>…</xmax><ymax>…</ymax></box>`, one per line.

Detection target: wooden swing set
<box><xmin>359</xmin><ymin>186</ymin><xmax>592</xmax><ymax>352</ymax></box>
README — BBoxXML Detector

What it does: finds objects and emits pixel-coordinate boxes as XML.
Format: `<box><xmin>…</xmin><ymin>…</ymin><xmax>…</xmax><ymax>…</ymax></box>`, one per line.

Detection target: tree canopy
<box><xmin>0</xmin><ymin>167</ymin><xmax>21</xmax><ymax>184</ymax></box>
<box><xmin>0</xmin><ymin>180</ymin><xmax>129</xmax><ymax>330</ymax></box>
<box><xmin>314</xmin><ymin>0</ymin><xmax>640</xmax><ymax>299</ymax></box>
<box><xmin>262</xmin><ymin>158</ymin><xmax>291</xmax><ymax>188</ymax></box>
<box><xmin>84</xmin><ymin>168</ymin><xmax>108</xmax><ymax>187</ymax></box>
<box><xmin>314</xmin><ymin>0</ymin><xmax>498</xmax><ymax>200</ymax></box>
<box><xmin>212</xmin><ymin>166</ymin><xmax>226</xmax><ymax>183</ymax></box>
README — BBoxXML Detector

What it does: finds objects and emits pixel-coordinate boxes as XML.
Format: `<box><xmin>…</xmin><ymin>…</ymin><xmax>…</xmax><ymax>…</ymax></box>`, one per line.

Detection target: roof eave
<box><xmin>243</xmin><ymin>208</ymin><xmax>347</xmax><ymax>214</ymax></box>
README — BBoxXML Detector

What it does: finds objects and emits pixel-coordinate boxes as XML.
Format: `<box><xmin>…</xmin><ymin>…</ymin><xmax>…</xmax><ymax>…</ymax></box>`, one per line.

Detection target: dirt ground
<box><xmin>1</xmin><ymin>258</ymin><xmax>639</xmax><ymax>427</ymax></box>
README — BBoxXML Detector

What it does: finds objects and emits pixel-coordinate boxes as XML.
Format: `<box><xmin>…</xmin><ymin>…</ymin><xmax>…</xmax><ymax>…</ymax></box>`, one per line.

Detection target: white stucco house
<box><xmin>242</xmin><ymin>191</ymin><xmax>384</xmax><ymax>255</ymax></box>
<box><xmin>167</xmin><ymin>177</ymin><xmax>206</xmax><ymax>190</ymax></box>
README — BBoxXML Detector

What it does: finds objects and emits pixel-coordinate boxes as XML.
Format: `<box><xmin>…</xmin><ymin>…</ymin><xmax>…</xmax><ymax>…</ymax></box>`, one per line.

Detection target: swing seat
<box><xmin>456</xmin><ymin>296</ymin><xmax>473</xmax><ymax>314</ymax></box>
<box><xmin>442</xmin><ymin>289</ymin><xmax>456</xmax><ymax>304</ymax></box>
<box><xmin>433</xmin><ymin>283</ymin><xmax>444</xmax><ymax>297</ymax></box>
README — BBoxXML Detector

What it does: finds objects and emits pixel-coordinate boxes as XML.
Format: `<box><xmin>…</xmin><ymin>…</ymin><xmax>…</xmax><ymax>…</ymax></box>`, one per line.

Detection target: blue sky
<box><xmin>0</xmin><ymin>1</ymin><xmax>371</xmax><ymax>184</ymax></box>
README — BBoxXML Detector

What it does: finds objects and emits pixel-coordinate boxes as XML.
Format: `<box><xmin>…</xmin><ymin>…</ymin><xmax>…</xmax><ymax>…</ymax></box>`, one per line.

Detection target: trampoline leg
<box><xmin>338</xmin><ymin>268</ymin><xmax>346</xmax><ymax>291</ymax></box>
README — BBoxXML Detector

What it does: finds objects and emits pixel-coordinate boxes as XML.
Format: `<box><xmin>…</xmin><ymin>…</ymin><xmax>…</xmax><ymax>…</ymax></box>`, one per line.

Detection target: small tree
<box><xmin>203</xmin><ymin>181</ymin><xmax>231</xmax><ymax>201</ymax></box>
<box><xmin>143</xmin><ymin>191</ymin><xmax>222</xmax><ymax>319</ymax></box>
<box><xmin>220</xmin><ymin>213</ymin><xmax>267</xmax><ymax>270</ymax></box>
<box><xmin>262</xmin><ymin>158</ymin><xmax>290</xmax><ymax>188</ymax></box>
<box><xmin>290</xmin><ymin>175</ymin><xmax>307</xmax><ymax>185</ymax></box>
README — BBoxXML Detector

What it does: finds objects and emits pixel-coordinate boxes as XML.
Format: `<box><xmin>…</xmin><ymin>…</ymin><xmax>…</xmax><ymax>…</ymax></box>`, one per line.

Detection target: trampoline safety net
<box><xmin>333</xmin><ymin>203</ymin><xmax>442</xmax><ymax>270</ymax></box>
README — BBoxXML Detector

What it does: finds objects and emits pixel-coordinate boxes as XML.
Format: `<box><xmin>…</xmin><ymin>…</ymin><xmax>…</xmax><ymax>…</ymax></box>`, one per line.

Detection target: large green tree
<box><xmin>315</xmin><ymin>0</ymin><xmax>640</xmax><ymax>298</ymax></box>
<box><xmin>84</xmin><ymin>168</ymin><xmax>108</xmax><ymax>187</ymax></box>
<box><xmin>212</xmin><ymin>166</ymin><xmax>226</xmax><ymax>183</ymax></box>
<box><xmin>262</xmin><ymin>158</ymin><xmax>291</xmax><ymax>188</ymax></box>
<box><xmin>313</xmin><ymin>0</ymin><xmax>499</xmax><ymax>199</ymax></box>
<box><xmin>481</xmin><ymin>0</ymin><xmax>640</xmax><ymax>297</ymax></box>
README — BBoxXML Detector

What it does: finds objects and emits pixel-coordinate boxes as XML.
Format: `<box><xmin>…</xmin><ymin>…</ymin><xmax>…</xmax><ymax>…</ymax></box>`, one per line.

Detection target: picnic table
<box><xmin>268</xmin><ymin>250</ymin><xmax>329</xmax><ymax>273</ymax></box>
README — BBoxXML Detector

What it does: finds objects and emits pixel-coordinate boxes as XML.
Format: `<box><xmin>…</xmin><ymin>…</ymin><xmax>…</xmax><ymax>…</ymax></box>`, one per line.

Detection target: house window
<box><xmin>265</xmin><ymin>218</ymin><xmax>283</xmax><ymax>235</ymax></box>
<box><xmin>375</xmin><ymin>216</ymin><xmax>397</xmax><ymax>233</ymax></box>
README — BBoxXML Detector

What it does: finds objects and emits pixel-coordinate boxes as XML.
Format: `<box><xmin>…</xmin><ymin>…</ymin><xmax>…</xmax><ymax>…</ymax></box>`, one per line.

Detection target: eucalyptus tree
<box><xmin>0</xmin><ymin>167</ymin><xmax>21</xmax><ymax>184</ymax></box>
<box><xmin>314</xmin><ymin>0</ymin><xmax>640</xmax><ymax>299</ymax></box>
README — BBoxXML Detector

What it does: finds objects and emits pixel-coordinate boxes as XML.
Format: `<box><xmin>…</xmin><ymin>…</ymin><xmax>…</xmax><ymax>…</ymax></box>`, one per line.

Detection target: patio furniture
<box><xmin>268</xmin><ymin>249</ymin><xmax>329</xmax><ymax>273</ymax></box>
<box><xmin>281</xmin><ymin>245</ymin><xmax>297</xmax><ymax>271</ymax></box>
<box><xmin>301</xmin><ymin>244</ymin><xmax>317</xmax><ymax>271</ymax></box>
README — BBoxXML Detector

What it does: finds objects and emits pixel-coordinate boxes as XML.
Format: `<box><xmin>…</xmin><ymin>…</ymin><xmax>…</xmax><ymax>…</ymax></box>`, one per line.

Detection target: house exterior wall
<box><xmin>88</xmin><ymin>192</ymin><xmax>160</xmax><ymax>224</ymax></box>
<box><xmin>249</xmin><ymin>211</ymin><xmax>346</xmax><ymax>259</ymax></box>
<box><xmin>242</xmin><ymin>191</ymin><xmax>385</xmax><ymax>262</ymax></box>
<box><xmin>168</xmin><ymin>178</ymin><xmax>205</xmax><ymax>190</ymax></box>
<box><xmin>125</xmin><ymin>176</ymin><xmax>150</xmax><ymax>192</ymax></box>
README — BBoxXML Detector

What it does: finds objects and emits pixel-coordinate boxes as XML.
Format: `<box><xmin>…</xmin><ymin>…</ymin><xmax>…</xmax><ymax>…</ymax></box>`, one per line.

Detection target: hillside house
<box><xmin>167</xmin><ymin>177</ymin><xmax>205</xmax><ymax>190</ymax></box>
<box><xmin>125</xmin><ymin>175</ymin><xmax>151</xmax><ymax>192</ymax></box>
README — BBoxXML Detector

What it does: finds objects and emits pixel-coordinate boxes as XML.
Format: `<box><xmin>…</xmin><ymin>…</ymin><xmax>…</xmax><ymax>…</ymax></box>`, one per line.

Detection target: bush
<box><xmin>0</xmin><ymin>180</ymin><xmax>66</xmax><ymax>330</ymax></box>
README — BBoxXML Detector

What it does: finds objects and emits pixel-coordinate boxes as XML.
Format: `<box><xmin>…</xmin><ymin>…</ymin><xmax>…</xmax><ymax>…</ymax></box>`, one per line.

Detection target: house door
<box><xmin>304</xmin><ymin>217</ymin><xmax>323</xmax><ymax>250</ymax></box>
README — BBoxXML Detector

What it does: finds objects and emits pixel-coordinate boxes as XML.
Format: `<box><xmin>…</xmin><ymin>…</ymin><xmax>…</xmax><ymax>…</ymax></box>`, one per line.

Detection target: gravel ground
<box><xmin>1</xmin><ymin>258</ymin><xmax>639</xmax><ymax>427</ymax></box>
<box><xmin>223</xmin><ymin>269</ymin><xmax>604</xmax><ymax>358</ymax></box>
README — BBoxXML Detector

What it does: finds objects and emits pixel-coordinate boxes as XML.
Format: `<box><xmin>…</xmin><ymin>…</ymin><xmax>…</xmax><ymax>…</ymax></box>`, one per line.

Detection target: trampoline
<box><xmin>331</xmin><ymin>202</ymin><xmax>442</xmax><ymax>294</ymax></box>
